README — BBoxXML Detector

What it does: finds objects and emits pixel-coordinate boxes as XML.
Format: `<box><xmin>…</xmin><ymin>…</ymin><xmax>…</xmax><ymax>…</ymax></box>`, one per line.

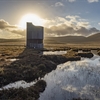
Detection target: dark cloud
<box><xmin>0</xmin><ymin>19</ymin><xmax>17</xmax><ymax>29</ymax></box>
<box><xmin>45</xmin><ymin>24</ymin><xmax>100</xmax><ymax>36</ymax></box>
<box><xmin>0</xmin><ymin>19</ymin><xmax>25</xmax><ymax>36</ymax></box>
<box><xmin>45</xmin><ymin>24</ymin><xmax>74</xmax><ymax>35</ymax></box>
<box><xmin>10</xmin><ymin>29</ymin><xmax>25</xmax><ymax>36</ymax></box>
<box><xmin>76</xmin><ymin>27</ymin><xmax>99</xmax><ymax>36</ymax></box>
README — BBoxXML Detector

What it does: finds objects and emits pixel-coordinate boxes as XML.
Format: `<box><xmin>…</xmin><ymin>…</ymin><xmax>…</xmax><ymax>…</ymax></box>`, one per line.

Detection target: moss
<box><xmin>0</xmin><ymin>80</ymin><xmax>46</xmax><ymax>100</ymax></box>
<box><xmin>77</xmin><ymin>52</ymin><xmax>93</xmax><ymax>58</ymax></box>
<box><xmin>82</xmin><ymin>49</ymin><xmax>91</xmax><ymax>52</ymax></box>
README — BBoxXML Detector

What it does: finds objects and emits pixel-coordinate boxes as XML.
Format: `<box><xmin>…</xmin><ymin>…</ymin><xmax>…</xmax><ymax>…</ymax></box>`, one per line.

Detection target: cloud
<box><xmin>77</xmin><ymin>22</ymin><xmax>90</xmax><ymax>28</ymax></box>
<box><xmin>0</xmin><ymin>31</ymin><xmax>24</xmax><ymax>39</ymax></box>
<box><xmin>45</xmin><ymin>24</ymin><xmax>75</xmax><ymax>36</ymax></box>
<box><xmin>45</xmin><ymin>25</ymin><xmax>99</xmax><ymax>37</ymax></box>
<box><xmin>0</xmin><ymin>19</ymin><xmax>25</xmax><ymax>38</ymax></box>
<box><xmin>0</xmin><ymin>19</ymin><xmax>17</xmax><ymax>29</ymax></box>
<box><xmin>55</xmin><ymin>2</ymin><xmax>64</xmax><ymax>7</ymax></box>
<box><xmin>44</xmin><ymin>16</ymin><xmax>100</xmax><ymax>37</ymax></box>
<box><xmin>98</xmin><ymin>23</ymin><xmax>100</xmax><ymax>25</ymax></box>
<box><xmin>87</xmin><ymin>0</ymin><xmax>99</xmax><ymax>3</ymax></box>
<box><xmin>68</xmin><ymin>0</ymin><xmax>76</xmax><ymax>2</ymax></box>
<box><xmin>7</xmin><ymin>28</ymin><xmax>25</xmax><ymax>36</ymax></box>
<box><xmin>1</xmin><ymin>18</ymin><xmax>99</xmax><ymax>39</ymax></box>
<box><xmin>66</xmin><ymin>15</ymin><xmax>80</xmax><ymax>23</ymax></box>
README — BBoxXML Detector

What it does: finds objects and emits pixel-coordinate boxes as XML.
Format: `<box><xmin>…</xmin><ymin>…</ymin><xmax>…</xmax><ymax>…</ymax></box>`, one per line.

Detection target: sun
<box><xmin>19</xmin><ymin>14</ymin><xmax>44</xmax><ymax>29</ymax></box>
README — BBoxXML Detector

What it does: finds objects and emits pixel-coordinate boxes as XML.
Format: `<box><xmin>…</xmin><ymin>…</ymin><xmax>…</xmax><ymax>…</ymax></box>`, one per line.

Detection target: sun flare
<box><xmin>19</xmin><ymin>14</ymin><xmax>43</xmax><ymax>29</ymax></box>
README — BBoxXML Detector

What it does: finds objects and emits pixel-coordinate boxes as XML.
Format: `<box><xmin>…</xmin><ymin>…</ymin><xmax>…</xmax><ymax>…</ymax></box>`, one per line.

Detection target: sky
<box><xmin>0</xmin><ymin>0</ymin><xmax>100</xmax><ymax>38</ymax></box>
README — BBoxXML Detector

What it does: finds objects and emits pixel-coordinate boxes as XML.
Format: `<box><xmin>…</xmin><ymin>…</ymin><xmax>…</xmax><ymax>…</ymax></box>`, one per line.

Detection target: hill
<box><xmin>0</xmin><ymin>33</ymin><xmax>100</xmax><ymax>45</ymax></box>
<box><xmin>86</xmin><ymin>33</ymin><xmax>100</xmax><ymax>42</ymax></box>
<box><xmin>44</xmin><ymin>33</ymin><xmax>100</xmax><ymax>44</ymax></box>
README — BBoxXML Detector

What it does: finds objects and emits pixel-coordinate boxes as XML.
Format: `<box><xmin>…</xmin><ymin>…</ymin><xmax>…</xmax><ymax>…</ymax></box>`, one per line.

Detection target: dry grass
<box><xmin>44</xmin><ymin>43</ymin><xmax>100</xmax><ymax>50</ymax></box>
<box><xmin>64</xmin><ymin>49</ymin><xmax>78</xmax><ymax>57</ymax></box>
<box><xmin>0</xmin><ymin>68</ymin><xmax>4</xmax><ymax>74</ymax></box>
<box><xmin>0</xmin><ymin>46</ymin><xmax>25</xmax><ymax>66</ymax></box>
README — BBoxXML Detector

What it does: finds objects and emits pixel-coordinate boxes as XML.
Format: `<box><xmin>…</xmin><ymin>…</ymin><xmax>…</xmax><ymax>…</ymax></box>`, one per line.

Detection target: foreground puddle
<box><xmin>39</xmin><ymin>55</ymin><xmax>100</xmax><ymax>100</ymax></box>
<box><xmin>43</xmin><ymin>51</ymin><xmax>67</xmax><ymax>55</ymax></box>
<box><xmin>0</xmin><ymin>80</ymin><xmax>35</xmax><ymax>90</ymax></box>
<box><xmin>6</xmin><ymin>58</ymin><xmax>19</xmax><ymax>62</ymax></box>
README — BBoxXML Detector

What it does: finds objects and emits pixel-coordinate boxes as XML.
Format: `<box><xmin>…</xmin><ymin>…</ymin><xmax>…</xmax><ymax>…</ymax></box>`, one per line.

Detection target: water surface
<box><xmin>39</xmin><ymin>55</ymin><xmax>100</xmax><ymax>100</ymax></box>
<box><xmin>43</xmin><ymin>51</ymin><xmax>67</xmax><ymax>55</ymax></box>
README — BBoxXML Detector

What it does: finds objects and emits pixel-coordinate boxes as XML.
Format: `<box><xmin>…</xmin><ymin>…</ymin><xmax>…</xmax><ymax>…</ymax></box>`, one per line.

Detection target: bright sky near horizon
<box><xmin>0</xmin><ymin>0</ymin><xmax>100</xmax><ymax>38</ymax></box>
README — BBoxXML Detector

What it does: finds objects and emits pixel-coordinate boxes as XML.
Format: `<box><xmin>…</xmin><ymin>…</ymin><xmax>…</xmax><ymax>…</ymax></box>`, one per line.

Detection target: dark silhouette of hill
<box><xmin>0</xmin><ymin>38</ymin><xmax>25</xmax><ymax>43</ymax></box>
<box><xmin>0</xmin><ymin>38</ymin><xmax>25</xmax><ymax>45</ymax></box>
<box><xmin>86</xmin><ymin>33</ymin><xmax>100</xmax><ymax>42</ymax></box>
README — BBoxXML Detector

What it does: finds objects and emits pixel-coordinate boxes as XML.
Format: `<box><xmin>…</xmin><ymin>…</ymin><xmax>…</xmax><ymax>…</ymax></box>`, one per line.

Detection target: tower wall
<box><xmin>26</xmin><ymin>22</ymin><xmax>43</xmax><ymax>49</ymax></box>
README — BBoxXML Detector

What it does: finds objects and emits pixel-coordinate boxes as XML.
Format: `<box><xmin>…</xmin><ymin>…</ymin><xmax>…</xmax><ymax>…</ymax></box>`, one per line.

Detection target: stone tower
<box><xmin>26</xmin><ymin>22</ymin><xmax>43</xmax><ymax>49</ymax></box>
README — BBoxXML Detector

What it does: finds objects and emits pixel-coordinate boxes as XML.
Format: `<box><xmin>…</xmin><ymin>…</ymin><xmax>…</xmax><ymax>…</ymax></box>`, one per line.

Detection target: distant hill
<box><xmin>0</xmin><ymin>38</ymin><xmax>25</xmax><ymax>45</ymax></box>
<box><xmin>86</xmin><ymin>33</ymin><xmax>100</xmax><ymax>42</ymax></box>
<box><xmin>44</xmin><ymin>36</ymin><xmax>86</xmax><ymax>44</ymax></box>
<box><xmin>0</xmin><ymin>33</ymin><xmax>100</xmax><ymax>45</ymax></box>
<box><xmin>44</xmin><ymin>33</ymin><xmax>100</xmax><ymax>44</ymax></box>
<box><xmin>0</xmin><ymin>39</ymin><xmax>25</xmax><ymax>43</ymax></box>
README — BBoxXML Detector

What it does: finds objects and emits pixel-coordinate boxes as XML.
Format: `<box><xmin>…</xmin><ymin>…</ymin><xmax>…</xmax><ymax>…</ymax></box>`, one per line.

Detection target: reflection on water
<box><xmin>78</xmin><ymin>50</ymin><xmax>83</xmax><ymax>53</ymax></box>
<box><xmin>6</xmin><ymin>58</ymin><xmax>19</xmax><ymax>62</ymax></box>
<box><xmin>39</xmin><ymin>55</ymin><xmax>100</xmax><ymax>100</ymax></box>
<box><xmin>43</xmin><ymin>51</ymin><xmax>67</xmax><ymax>55</ymax></box>
<box><xmin>0</xmin><ymin>80</ymin><xmax>35</xmax><ymax>90</ymax></box>
<box><xmin>9</xmin><ymin>58</ymin><xmax>19</xmax><ymax>62</ymax></box>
